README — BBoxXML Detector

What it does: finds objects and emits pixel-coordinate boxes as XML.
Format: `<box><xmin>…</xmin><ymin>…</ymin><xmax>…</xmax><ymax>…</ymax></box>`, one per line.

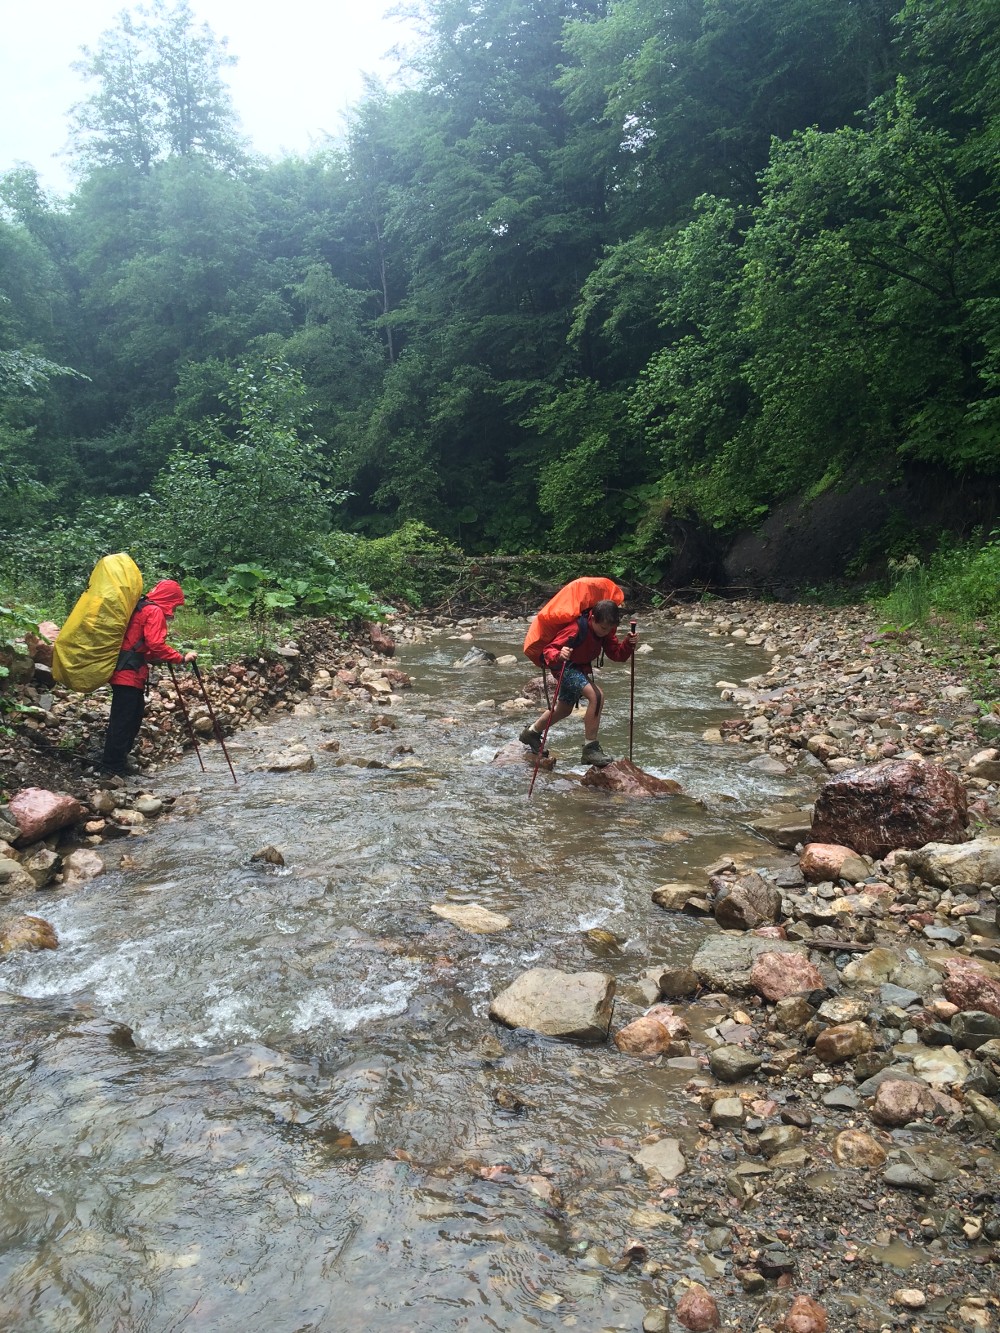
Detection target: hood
<box><xmin>146</xmin><ymin>579</ymin><xmax>185</xmax><ymax>616</ymax></box>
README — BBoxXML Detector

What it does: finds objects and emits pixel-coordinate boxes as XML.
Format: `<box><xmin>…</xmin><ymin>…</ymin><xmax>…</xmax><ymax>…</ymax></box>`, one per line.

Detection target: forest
<box><xmin>1</xmin><ymin>0</ymin><xmax>998</xmax><ymax>613</ymax></box>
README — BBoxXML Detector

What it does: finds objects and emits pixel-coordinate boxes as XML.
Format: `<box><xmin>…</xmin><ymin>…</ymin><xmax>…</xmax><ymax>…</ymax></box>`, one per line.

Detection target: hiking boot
<box><xmin>581</xmin><ymin>740</ymin><xmax>614</xmax><ymax>767</ymax></box>
<box><xmin>519</xmin><ymin>726</ymin><xmax>543</xmax><ymax>755</ymax></box>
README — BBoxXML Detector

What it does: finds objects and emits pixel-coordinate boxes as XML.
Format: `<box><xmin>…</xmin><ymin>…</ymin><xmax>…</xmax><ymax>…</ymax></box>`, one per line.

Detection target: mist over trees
<box><xmin>1</xmin><ymin>0</ymin><xmax>997</xmax><ymax>588</ymax></box>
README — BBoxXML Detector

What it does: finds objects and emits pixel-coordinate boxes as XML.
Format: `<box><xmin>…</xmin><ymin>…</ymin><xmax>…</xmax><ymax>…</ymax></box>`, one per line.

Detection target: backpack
<box><xmin>52</xmin><ymin>553</ymin><xmax>144</xmax><ymax>693</ymax></box>
<box><xmin>523</xmin><ymin>577</ymin><xmax>625</xmax><ymax>666</ymax></box>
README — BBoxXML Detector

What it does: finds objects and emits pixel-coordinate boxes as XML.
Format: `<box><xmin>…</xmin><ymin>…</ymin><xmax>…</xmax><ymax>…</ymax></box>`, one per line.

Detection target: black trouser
<box><xmin>103</xmin><ymin>684</ymin><xmax>145</xmax><ymax>768</ymax></box>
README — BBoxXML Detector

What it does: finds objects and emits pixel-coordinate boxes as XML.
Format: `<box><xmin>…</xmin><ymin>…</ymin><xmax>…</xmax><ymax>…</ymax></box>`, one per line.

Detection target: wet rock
<box><xmin>809</xmin><ymin>759</ymin><xmax>968</xmax><ymax>859</ymax></box>
<box><xmin>430</xmin><ymin>903</ymin><xmax>511</xmax><ymax>935</ymax></box>
<box><xmin>758</xmin><ymin>1124</ymin><xmax>802</xmax><ymax>1158</ymax></box>
<box><xmin>714</xmin><ymin>872</ymin><xmax>781</xmax><ymax>930</ymax></box>
<box><xmin>634</xmin><ymin>1137</ymin><xmax>686</xmax><ymax>1182</ymax></box>
<box><xmin>870</xmin><ymin>1079</ymin><xmax>938</xmax><ymax>1126</ymax></box>
<box><xmin>967</xmin><ymin>748</ymin><xmax>1000</xmax><ymax>780</ymax></box>
<box><xmin>367</xmin><ymin>623</ymin><xmax>396</xmax><ymax>656</ymax></box>
<box><xmin>751</xmin><ymin>951</ymin><xmax>824</xmax><ymax>1002</ymax></box>
<box><xmin>61</xmin><ymin>848</ymin><xmax>105</xmax><ymax>884</ymax></box>
<box><xmin>800</xmin><ymin>842</ymin><xmax>870</xmax><ymax>884</ymax></box>
<box><xmin>0</xmin><ymin>914</ymin><xmax>58</xmax><ymax>954</ymax></box>
<box><xmin>132</xmin><ymin>795</ymin><xmax>163</xmax><ymax>817</ymax></box>
<box><xmin>492</xmin><ymin>740</ymin><xmax>555</xmax><ymax>770</ymax></box>
<box><xmin>21</xmin><ymin>846</ymin><xmax>61</xmax><ymax>889</ymax></box>
<box><xmin>748</xmin><ymin>811</ymin><xmax>813</xmax><ymax>849</ymax></box>
<box><xmin>674</xmin><ymin>1281</ymin><xmax>719</xmax><ymax>1331</ymax></box>
<box><xmin>942</xmin><ymin>957</ymin><xmax>1000</xmax><ymax>1020</ymax></box>
<box><xmin>883</xmin><ymin>1163</ymin><xmax>936</xmax><ymax>1194</ymax></box>
<box><xmin>642</xmin><ymin>1309</ymin><xmax>673</xmax><ymax>1333</ymax></box>
<box><xmin>709</xmin><ymin>1096</ymin><xmax>745</xmax><ymax>1127</ymax></box>
<box><xmin>658</xmin><ymin>965</ymin><xmax>700</xmax><ymax>998</ymax></box>
<box><xmin>818</xmin><ymin>996</ymin><xmax>870</xmax><ymax>1024</ymax></box>
<box><xmin>251</xmin><ymin>845</ymin><xmax>285</xmax><ymax>866</ymax></box>
<box><xmin>841</xmin><ymin>947</ymin><xmax>900</xmax><ymax>985</ymax></box>
<box><xmin>814</xmin><ymin>1021</ymin><xmax>875</xmax><ymax>1064</ymax></box>
<box><xmin>489</xmin><ymin>967</ymin><xmax>615</xmax><ymax>1043</ymax></box>
<box><xmin>823</xmin><ymin>1087</ymin><xmax>860</xmax><ymax>1110</ymax></box>
<box><xmin>833</xmin><ymin>1129</ymin><xmax>887</xmax><ymax>1167</ymax></box>
<box><xmin>0</xmin><ymin>853</ymin><xmax>24</xmax><ymax>883</ymax></box>
<box><xmin>709</xmin><ymin>1045</ymin><xmax>763</xmax><ymax>1082</ymax></box>
<box><xmin>781</xmin><ymin>1294</ymin><xmax>828</xmax><ymax>1332</ymax></box>
<box><xmin>652</xmin><ymin>882</ymin><xmax>708</xmax><ymax>913</ymax></box>
<box><xmin>265</xmin><ymin>745</ymin><xmax>316</xmax><ymax>773</ymax></box>
<box><xmin>580</xmin><ymin>759</ymin><xmax>681</xmax><ymax>796</ymax></box>
<box><xmin>454</xmin><ymin>647</ymin><xmax>497</xmax><ymax>668</ymax></box>
<box><xmin>894</xmin><ymin>1289</ymin><xmax>927</xmax><ymax>1311</ymax></box>
<box><xmin>7</xmin><ymin>787</ymin><xmax>86</xmax><ymax>844</ymax></box>
<box><xmin>774</xmin><ymin>995</ymin><xmax>816</xmax><ymax>1031</ymax></box>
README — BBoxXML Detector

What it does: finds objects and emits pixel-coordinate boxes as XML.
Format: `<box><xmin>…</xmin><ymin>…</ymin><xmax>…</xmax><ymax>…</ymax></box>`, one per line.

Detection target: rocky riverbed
<box><xmin>2</xmin><ymin>599</ymin><xmax>1000</xmax><ymax>1332</ymax></box>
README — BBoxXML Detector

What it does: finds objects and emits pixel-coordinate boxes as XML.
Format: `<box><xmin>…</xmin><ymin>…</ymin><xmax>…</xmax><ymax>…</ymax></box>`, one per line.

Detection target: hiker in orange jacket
<box><xmin>519</xmin><ymin>598</ymin><xmax>636</xmax><ymax>766</ymax></box>
<box><xmin>100</xmin><ymin>579</ymin><xmax>197</xmax><ymax>776</ymax></box>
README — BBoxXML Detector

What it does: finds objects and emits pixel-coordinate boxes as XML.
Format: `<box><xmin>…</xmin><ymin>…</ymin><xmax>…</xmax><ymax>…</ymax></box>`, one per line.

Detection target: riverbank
<box><xmin>2</xmin><ymin>600</ymin><xmax>999</xmax><ymax>1331</ymax></box>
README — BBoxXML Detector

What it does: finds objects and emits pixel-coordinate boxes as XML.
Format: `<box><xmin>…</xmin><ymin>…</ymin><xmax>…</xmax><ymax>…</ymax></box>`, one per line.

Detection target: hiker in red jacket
<box><xmin>519</xmin><ymin>599</ymin><xmax>636</xmax><ymax>767</ymax></box>
<box><xmin>100</xmin><ymin>579</ymin><xmax>197</xmax><ymax>777</ymax></box>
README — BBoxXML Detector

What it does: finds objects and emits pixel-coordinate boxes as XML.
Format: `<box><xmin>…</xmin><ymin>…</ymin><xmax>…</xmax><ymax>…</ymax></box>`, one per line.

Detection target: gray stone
<box><xmin>880</xmin><ymin>984</ymin><xmax>922</xmax><ymax>1008</ymax></box>
<box><xmin>691</xmin><ymin>935</ymin><xmax>813</xmax><ymax>995</ymax></box>
<box><xmin>822</xmin><ymin>1088</ymin><xmax>861</xmax><ymax>1110</ymax></box>
<box><xmin>950</xmin><ymin>1010</ymin><xmax>1000</xmax><ymax>1050</ymax></box>
<box><xmin>883</xmin><ymin>1164</ymin><xmax>936</xmax><ymax>1194</ymax></box>
<box><xmin>489</xmin><ymin>967</ymin><xmax>615</xmax><ymax>1043</ymax></box>
<box><xmin>709</xmin><ymin>1045</ymin><xmax>763</xmax><ymax>1082</ymax></box>
<box><xmin>898</xmin><ymin>838</ymin><xmax>1000</xmax><ymax>890</ymax></box>
<box><xmin>633</xmin><ymin>1137</ymin><xmax>686</xmax><ymax>1182</ymax></box>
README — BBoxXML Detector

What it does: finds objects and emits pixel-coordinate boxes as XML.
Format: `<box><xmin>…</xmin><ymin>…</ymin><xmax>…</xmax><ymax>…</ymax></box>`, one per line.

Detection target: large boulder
<box><xmin>489</xmin><ymin>967</ymin><xmax>615</xmax><ymax>1043</ymax></box>
<box><xmin>580</xmin><ymin>759</ymin><xmax>681</xmax><ymax>796</ymax></box>
<box><xmin>492</xmin><ymin>740</ymin><xmax>555</xmax><ymax>771</ymax></box>
<box><xmin>714</xmin><ymin>872</ymin><xmax>781</xmax><ymax>930</ymax></box>
<box><xmin>896</xmin><ymin>838</ymin><xmax>1000</xmax><ymax>890</ymax></box>
<box><xmin>808</xmin><ymin>760</ymin><xmax>967</xmax><ymax>859</ymax></box>
<box><xmin>7</xmin><ymin>788</ymin><xmax>86</xmax><ymax>845</ymax></box>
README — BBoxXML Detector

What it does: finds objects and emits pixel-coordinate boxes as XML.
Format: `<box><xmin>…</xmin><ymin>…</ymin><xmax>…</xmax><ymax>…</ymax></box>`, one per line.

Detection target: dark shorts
<box><xmin>557</xmin><ymin>665</ymin><xmax>591</xmax><ymax>708</ymax></box>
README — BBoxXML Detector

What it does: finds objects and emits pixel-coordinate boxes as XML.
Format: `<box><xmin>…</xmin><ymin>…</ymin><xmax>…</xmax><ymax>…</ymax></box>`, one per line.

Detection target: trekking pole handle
<box><xmin>630</xmin><ymin>619</ymin><xmax>637</xmax><ymax>634</ymax></box>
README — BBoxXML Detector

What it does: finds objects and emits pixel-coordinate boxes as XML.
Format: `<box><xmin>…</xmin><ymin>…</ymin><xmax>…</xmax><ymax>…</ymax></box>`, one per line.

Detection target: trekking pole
<box><xmin>628</xmin><ymin>619</ymin><xmax>637</xmax><ymax>762</ymax></box>
<box><xmin>528</xmin><ymin>658</ymin><xmax>568</xmax><ymax>799</ymax></box>
<box><xmin>191</xmin><ymin>661</ymin><xmax>238</xmax><ymax>785</ymax></box>
<box><xmin>167</xmin><ymin>663</ymin><xmax>206</xmax><ymax>772</ymax></box>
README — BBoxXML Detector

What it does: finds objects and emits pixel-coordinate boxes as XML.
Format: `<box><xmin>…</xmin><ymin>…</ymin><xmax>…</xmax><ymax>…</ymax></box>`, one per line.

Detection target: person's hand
<box><xmin>625</xmin><ymin>631</ymin><xmax>638</xmax><ymax>646</ymax></box>
<box><xmin>559</xmin><ymin>645</ymin><xmax>573</xmax><ymax>661</ymax></box>
<box><xmin>183</xmin><ymin>651</ymin><xmax>198</xmax><ymax>663</ymax></box>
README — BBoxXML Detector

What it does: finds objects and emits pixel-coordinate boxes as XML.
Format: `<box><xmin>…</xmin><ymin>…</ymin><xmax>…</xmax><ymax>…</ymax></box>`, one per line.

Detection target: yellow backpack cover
<box><xmin>52</xmin><ymin>553</ymin><xmax>144</xmax><ymax>692</ymax></box>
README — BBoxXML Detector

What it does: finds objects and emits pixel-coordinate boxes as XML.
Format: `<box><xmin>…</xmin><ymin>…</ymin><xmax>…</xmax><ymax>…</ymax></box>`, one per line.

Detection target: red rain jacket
<box><xmin>540</xmin><ymin>610</ymin><xmax>634</xmax><ymax>674</ymax></box>
<box><xmin>110</xmin><ymin>579</ymin><xmax>186</xmax><ymax>688</ymax></box>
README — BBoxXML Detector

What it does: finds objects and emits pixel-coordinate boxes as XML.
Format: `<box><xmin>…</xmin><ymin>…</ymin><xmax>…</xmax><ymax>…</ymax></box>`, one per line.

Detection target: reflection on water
<box><xmin>0</xmin><ymin>615</ymin><xmax>811</xmax><ymax>1331</ymax></box>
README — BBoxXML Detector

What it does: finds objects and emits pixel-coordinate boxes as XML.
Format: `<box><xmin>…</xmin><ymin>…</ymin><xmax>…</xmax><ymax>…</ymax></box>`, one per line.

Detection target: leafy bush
<box><xmin>183</xmin><ymin>559</ymin><xmax>393</xmax><ymax>622</ymax></box>
<box><xmin>322</xmin><ymin>522</ymin><xmax>463</xmax><ymax>605</ymax></box>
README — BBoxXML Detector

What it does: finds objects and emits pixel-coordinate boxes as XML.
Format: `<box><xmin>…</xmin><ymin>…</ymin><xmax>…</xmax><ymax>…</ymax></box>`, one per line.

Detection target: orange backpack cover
<box><xmin>523</xmin><ymin>577</ymin><xmax>625</xmax><ymax>666</ymax></box>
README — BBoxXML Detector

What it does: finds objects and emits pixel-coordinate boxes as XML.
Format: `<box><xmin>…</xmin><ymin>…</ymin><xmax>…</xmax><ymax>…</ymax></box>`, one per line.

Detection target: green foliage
<box><xmin>154</xmin><ymin>358</ymin><xmax>335</xmax><ymax>576</ymax></box>
<box><xmin>183</xmin><ymin>560</ymin><xmax>393</xmax><ymax>622</ymax></box>
<box><xmin>323</xmin><ymin>522</ymin><xmax>462</xmax><ymax>606</ymax></box>
<box><xmin>0</xmin><ymin>597</ymin><xmax>42</xmax><ymax>729</ymax></box>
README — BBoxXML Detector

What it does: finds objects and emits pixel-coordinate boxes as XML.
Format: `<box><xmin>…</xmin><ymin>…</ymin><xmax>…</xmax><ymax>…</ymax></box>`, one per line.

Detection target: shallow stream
<box><xmin>0</xmin><ymin>616</ymin><xmax>816</xmax><ymax>1331</ymax></box>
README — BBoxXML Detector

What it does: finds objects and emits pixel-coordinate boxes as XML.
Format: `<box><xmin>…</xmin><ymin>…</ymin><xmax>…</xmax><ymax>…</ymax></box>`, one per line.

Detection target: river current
<box><xmin>0</xmin><ymin>615</ymin><xmax>812</xmax><ymax>1331</ymax></box>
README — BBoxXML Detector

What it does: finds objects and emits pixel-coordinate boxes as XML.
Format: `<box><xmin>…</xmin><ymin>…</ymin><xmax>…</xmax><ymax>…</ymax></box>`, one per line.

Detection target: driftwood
<box><xmin>805</xmin><ymin>939</ymin><xmax>875</xmax><ymax>953</ymax></box>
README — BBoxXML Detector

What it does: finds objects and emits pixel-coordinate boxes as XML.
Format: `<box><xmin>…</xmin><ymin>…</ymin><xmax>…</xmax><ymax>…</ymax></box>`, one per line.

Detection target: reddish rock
<box><xmin>808</xmin><ymin>759</ymin><xmax>967</xmax><ymax>859</ymax></box>
<box><xmin>368</xmin><ymin>623</ymin><xmax>396</xmax><ymax>656</ymax></box>
<box><xmin>799</xmin><ymin>842</ymin><xmax>869</xmax><ymax>884</ymax></box>
<box><xmin>715</xmin><ymin>872</ymin><xmax>782</xmax><ymax>930</ymax></box>
<box><xmin>870</xmin><ymin>1079</ymin><xmax>936</xmax><ymax>1127</ymax></box>
<box><xmin>24</xmin><ymin>631</ymin><xmax>54</xmax><ymax>667</ymax></box>
<box><xmin>614</xmin><ymin>1010</ymin><xmax>690</xmax><ymax>1059</ymax></box>
<box><xmin>942</xmin><ymin>957</ymin><xmax>1000</xmax><ymax>1021</ymax></box>
<box><xmin>580</xmin><ymin>759</ymin><xmax>681</xmax><ymax>796</ymax></box>
<box><xmin>782</xmin><ymin>1294</ymin><xmax>828</xmax><ymax>1332</ymax></box>
<box><xmin>814</xmin><ymin>1021</ymin><xmax>875</xmax><ymax>1064</ymax></box>
<box><xmin>753</xmin><ymin>925</ymin><xmax>788</xmax><ymax>940</ymax></box>
<box><xmin>8</xmin><ymin>787</ymin><xmax>86</xmax><ymax>845</ymax></box>
<box><xmin>751</xmin><ymin>951</ymin><xmax>824</xmax><ymax>1002</ymax></box>
<box><xmin>676</xmin><ymin>1282</ymin><xmax>720</xmax><ymax>1331</ymax></box>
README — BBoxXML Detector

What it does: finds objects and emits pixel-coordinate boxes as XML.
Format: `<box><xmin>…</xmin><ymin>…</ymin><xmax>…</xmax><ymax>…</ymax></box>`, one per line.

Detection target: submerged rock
<box><xmin>580</xmin><ymin>758</ymin><xmax>681</xmax><ymax>796</ymax></box>
<box><xmin>809</xmin><ymin>759</ymin><xmax>967</xmax><ymax>858</ymax></box>
<box><xmin>489</xmin><ymin>967</ymin><xmax>615</xmax><ymax>1042</ymax></box>
<box><xmin>430</xmin><ymin>903</ymin><xmax>511</xmax><ymax>934</ymax></box>
<box><xmin>492</xmin><ymin>740</ymin><xmax>555</xmax><ymax>770</ymax></box>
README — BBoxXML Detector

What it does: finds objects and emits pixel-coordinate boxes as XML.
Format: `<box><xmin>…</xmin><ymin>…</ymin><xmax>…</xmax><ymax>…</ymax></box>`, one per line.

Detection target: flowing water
<box><xmin>0</xmin><ymin>616</ymin><xmax>815</xmax><ymax>1332</ymax></box>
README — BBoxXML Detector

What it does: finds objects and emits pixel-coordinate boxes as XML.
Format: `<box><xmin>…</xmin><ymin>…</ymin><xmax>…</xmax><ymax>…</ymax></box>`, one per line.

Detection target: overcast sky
<box><xmin>0</xmin><ymin>0</ymin><xmax>417</xmax><ymax>196</ymax></box>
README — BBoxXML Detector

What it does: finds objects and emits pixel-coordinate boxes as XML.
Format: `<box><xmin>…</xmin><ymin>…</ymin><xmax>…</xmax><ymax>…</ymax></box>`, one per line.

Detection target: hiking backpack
<box><xmin>523</xmin><ymin>576</ymin><xmax>625</xmax><ymax>666</ymax></box>
<box><xmin>52</xmin><ymin>553</ymin><xmax>144</xmax><ymax>693</ymax></box>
